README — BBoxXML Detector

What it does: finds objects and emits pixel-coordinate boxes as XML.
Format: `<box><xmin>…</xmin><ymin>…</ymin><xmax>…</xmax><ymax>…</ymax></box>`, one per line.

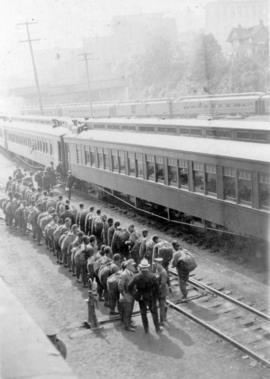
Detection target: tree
<box><xmin>189</xmin><ymin>33</ymin><xmax>228</xmax><ymax>94</ymax></box>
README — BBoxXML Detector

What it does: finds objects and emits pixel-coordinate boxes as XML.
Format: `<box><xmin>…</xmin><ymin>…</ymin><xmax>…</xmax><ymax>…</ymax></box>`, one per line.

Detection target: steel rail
<box><xmin>166</xmin><ymin>299</ymin><xmax>270</xmax><ymax>368</ymax></box>
<box><xmin>169</xmin><ymin>268</ymin><xmax>270</xmax><ymax>321</ymax></box>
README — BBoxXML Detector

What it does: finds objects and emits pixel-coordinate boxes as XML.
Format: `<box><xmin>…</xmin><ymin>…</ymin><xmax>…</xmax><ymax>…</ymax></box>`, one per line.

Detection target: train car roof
<box><xmin>65</xmin><ymin>130</ymin><xmax>270</xmax><ymax>164</ymax></box>
<box><xmin>86</xmin><ymin>117</ymin><xmax>270</xmax><ymax>131</ymax></box>
<box><xmin>180</xmin><ymin>95</ymin><xmax>260</xmax><ymax>102</ymax></box>
<box><xmin>3</xmin><ymin>119</ymin><xmax>68</xmax><ymax>136</ymax></box>
<box><xmin>9</xmin><ymin>114</ymin><xmax>74</xmax><ymax>123</ymax></box>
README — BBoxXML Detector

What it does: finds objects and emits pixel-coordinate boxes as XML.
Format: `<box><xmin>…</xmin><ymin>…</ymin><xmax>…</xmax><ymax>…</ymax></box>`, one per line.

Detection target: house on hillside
<box><xmin>227</xmin><ymin>20</ymin><xmax>269</xmax><ymax>58</ymax></box>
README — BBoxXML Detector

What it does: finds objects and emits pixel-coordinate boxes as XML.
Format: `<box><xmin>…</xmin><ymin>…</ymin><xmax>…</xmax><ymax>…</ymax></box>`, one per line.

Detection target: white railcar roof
<box><xmin>3</xmin><ymin>119</ymin><xmax>68</xmax><ymax>137</ymax></box>
<box><xmin>86</xmin><ymin>117</ymin><xmax>270</xmax><ymax>131</ymax></box>
<box><xmin>180</xmin><ymin>95</ymin><xmax>260</xmax><ymax>102</ymax></box>
<box><xmin>65</xmin><ymin>130</ymin><xmax>270</xmax><ymax>164</ymax></box>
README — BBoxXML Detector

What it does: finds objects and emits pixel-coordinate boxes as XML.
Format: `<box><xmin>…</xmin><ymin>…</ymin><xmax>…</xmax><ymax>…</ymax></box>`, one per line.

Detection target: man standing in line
<box><xmin>118</xmin><ymin>259</ymin><xmax>137</xmax><ymax>332</ymax></box>
<box><xmin>65</xmin><ymin>170</ymin><xmax>75</xmax><ymax>200</ymax></box>
<box><xmin>128</xmin><ymin>259</ymin><xmax>162</xmax><ymax>334</ymax></box>
<box><xmin>153</xmin><ymin>257</ymin><xmax>168</xmax><ymax>326</ymax></box>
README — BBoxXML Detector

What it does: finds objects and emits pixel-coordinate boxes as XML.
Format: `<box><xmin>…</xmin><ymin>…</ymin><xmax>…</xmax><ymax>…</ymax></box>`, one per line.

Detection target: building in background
<box><xmin>227</xmin><ymin>20</ymin><xmax>269</xmax><ymax>58</ymax></box>
<box><xmin>205</xmin><ymin>0</ymin><xmax>269</xmax><ymax>50</ymax></box>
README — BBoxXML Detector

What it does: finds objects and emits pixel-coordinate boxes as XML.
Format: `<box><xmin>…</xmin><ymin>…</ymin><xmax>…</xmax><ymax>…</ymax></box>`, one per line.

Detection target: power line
<box><xmin>79</xmin><ymin>52</ymin><xmax>94</xmax><ymax>117</ymax></box>
<box><xmin>17</xmin><ymin>21</ymin><xmax>43</xmax><ymax>115</ymax></box>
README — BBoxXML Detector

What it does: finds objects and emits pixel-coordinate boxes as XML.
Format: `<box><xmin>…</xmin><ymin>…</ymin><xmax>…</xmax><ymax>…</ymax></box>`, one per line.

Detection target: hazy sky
<box><xmin>0</xmin><ymin>0</ymin><xmax>210</xmax><ymax>90</ymax></box>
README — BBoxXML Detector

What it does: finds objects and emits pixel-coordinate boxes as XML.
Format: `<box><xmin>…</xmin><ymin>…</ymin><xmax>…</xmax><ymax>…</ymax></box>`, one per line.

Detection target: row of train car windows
<box><xmin>8</xmin><ymin>134</ymin><xmax>53</xmax><ymax>155</ymax></box>
<box><xmin>91</xmin><ymin>124</ymin><xmax>267</xmax><ymax>142</ymax></box>
<box><xmin>182</xmin><ymin>103</ymin><xmax>253</xmax><ymax>109</ymax></box>
<box><xmin>73</xmin><ymin>144</ymin><xmax>270</xmax><ymax>210</ymax></box>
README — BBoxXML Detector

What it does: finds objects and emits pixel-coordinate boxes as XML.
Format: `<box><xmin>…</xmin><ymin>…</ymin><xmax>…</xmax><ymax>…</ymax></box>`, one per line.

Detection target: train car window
<box><xmin>190</xmin><ymin>129</ymin><xmax>202</xmax><ymax>136</ymax></box>
<box><xmin>125</xmin><ymin>125</ymin><xmax>136</xmax><ymax>131</ymax></box>
<box><xmin>90</xmin><ymin>147</ymin><xmax>96</xmax><ymax>167</ymax></box>
<box><xmin>168</xmin><ymin>165</ymin><xmax>177</xmax><ymax>187</ymax></box>
<box><xmin>178</xmin><ymin>159</ymin><xmax>189</xmax><ymax>188</ymax></box>
<box><xmin>217</xmin><ymin>130</ymin><xmax>231</xmax><ymax>138</ymax></box>
<box><xmin>128</xmin><ymin>153</ymin><xmax>136</xmax><ymax>176</ymax></box>
<box><xmin>205</xmin><ymin>165</ymin><xmax>217</xmax><ymax>196</ymax></box>
<box><xmin>180</xmin><ymin>129</ymin><xmax>189</xmax><ymax>135</ymax></box>
<box><xmin>75</xmin><ymin>144</ymin><xmax>80</xmax><ymax>164</ymax></box>
<box><xmin>259</xmin><ymin>173</ymin><xmax>270</xmax><ymax>209</ymax></box>
<box><xmin>98</xmin><ymin>151</ymin><xmax>104</xmax><ymax>169</ymax></box>
<box><xmin>136</xmin><ymin>153</ymin><xmax>143</xmax><ymax>178</ymax></box>
<box><xmin>112</xmin><ymin>150</ymin><xmax>119</xmax><ymax>172</ymax></box>
<box><xmin>146</xmin><ymin>162</ymin><xmax>155</xmax><ymax>181</ymax></box>
<box><xmin>224</xmin><ymin>167</ymin><xmax>236</xmax><ymax>201</ymax></box>
<box><xmin>238</xmin><ymin>169</ymin><xmax>252</xmax><ymax>204</ymax></box>
<box><xmin>103</xmin><ymin>149</ymin><xmax>110</xmax><ymax>170</ymax></box>
<box><xmin>158</xmin><ymin>127</ymin><xmax>176</xmax><ymax>134</ymax></box>
<box><xmin>193</xmin><ymin>162</ymin><xmax>204</xmax><ymax>193</ymax></box>
<box><xmin>119</xmin><ymin>151</ymin><xmax>125</xmax><ymax>173</ymax></box>
<box><xmin>84</xmin><ymin>146</ymin><xmax>90</xmax><ymax>166</ymax></box>
<box><xmin>252</xmin><ymin>132</ymin><xmax>266</xmax><ymax>142</ymax></box>
<box><xmin>206</xmin><ymin>130</ymin><xmax>217</xmax><ymax>137</ymax></box>
<box><xmin>140</xmin><ymin>126</ymin><xmax>155</xmax><ymax>132</ymax></box>
<box><xmin>236</xmin><ymin>131</ymin><xmax>251</xmax><ymax>140</ymax></box>
<box><xmin>146</xmin><ymin>155</ymin><xmax>155</xmax><ymax>181</ymax></box>
<box><xmin>156</xmin><ymin>158</ymin><xmax>165</xmax><ymax>183</ymax></box>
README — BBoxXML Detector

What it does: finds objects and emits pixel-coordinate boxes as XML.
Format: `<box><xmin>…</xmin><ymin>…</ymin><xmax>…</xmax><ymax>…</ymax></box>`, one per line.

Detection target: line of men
<box><xmin>1</xmin><ymin>169</ymin><xmax>197</xmax><ymax>335</ymax></box>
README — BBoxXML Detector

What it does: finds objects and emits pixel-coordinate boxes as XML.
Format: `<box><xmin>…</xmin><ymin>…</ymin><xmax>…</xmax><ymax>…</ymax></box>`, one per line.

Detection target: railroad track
<box><xmin>168</xmin><ymin>269</ymin><xmax>270</xmax><ymax>368</ymax></box>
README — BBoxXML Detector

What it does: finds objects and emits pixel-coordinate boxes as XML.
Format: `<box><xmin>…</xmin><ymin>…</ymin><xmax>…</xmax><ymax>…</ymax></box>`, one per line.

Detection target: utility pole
<box><xmin>17</xmin><ymin>21</ymin><xmax>43</xmax><ymax>115</ymax></box>
<box><xmin>79</xmin><ymin>52</ymin><xmax>93</xmax><ymax>117</ymax></box>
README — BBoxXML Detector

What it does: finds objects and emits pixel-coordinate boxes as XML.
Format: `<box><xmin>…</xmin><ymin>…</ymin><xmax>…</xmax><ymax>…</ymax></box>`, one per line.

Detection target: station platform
<box><xmin>0</xmin><ymin>278</ymin><xmax>77</xmax><ymax>379</ymax></box>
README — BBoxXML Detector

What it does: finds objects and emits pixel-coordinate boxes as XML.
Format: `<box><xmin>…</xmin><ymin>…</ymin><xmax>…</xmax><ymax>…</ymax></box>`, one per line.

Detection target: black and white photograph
<box><xmin>0</xmin><ymin>0</ymin><xmax>269</xmax><ymax>378</ymax></box>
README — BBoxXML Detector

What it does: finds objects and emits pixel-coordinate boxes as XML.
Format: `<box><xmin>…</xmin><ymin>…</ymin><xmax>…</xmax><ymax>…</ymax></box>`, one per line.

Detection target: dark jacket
<box><xmin>60</xmin><ymin>210</ymin><xmax>75</xmax><ymax>225</ymax></box>
<box><xmin>76</xmin><ymin>209</ymin><xmax>88</xmax><ymax>232</ymax></box>
<box><xmin>128</xmin><ymin>270</ymin><xmax>159</xmax><ymax>301</ymax></box>
<box><xmin>107</xmin><ymin>226</ymin><xmax>115</xmax><ymax>246</ymax></box>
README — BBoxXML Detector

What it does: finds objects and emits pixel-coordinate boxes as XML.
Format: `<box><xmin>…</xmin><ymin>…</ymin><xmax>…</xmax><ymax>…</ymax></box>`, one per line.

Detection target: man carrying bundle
<box><xmin>171</xmin><ymin>241</ymin><xmax>197</xmax><ymax>299</ymax></box>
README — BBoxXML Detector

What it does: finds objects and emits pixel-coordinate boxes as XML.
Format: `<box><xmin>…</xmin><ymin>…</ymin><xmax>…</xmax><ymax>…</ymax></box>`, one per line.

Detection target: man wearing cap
<box><xmin>60</xmin><ymin>205</ymin><xmax>75</xmax><ymax>225</ymax></box>
<box><xmin>118</xmin><ymin>258</ymin><xmax>137</xmax><ymax>332</ymax></box>
<box><xmin>92</xmin><ymin>209</ymin><xmax>104</xmax><ymax>248</ymax></box>
<box><xmin>85</xmin><ymin>206</ymin><xmax>95</xmax><ymax>235</ymax></box>
<box><xmin>107</xmin><ymin>219</ymin><xmax>116</xmax><ymax>246</ymax></box>
<box><xmin>65</xmin><ymin>170</ymin><xmax>75</xmax><ymax>200</ymax></box>
<box><xmin>56</xmin><ymin>195</ymin><xmax>65</xmax><ymax>216</ymax></box>
<box><xmin>76</xmin><ymin>203</ymin><xmax>88</xmax><ymax>233</ymax></box>
<box><xmin>5</xmin><ymin>176</ymin><xmax>12</xmax><ymax>193</ymax></box>
<box><xmin>128</xmin><ymin>259</ymin><xmax>162</xmax><ymax>334</ymax></box>
<box><xmin>153</xmin><ymin>257</ymin><xmax>168</xmax><ymax>326</ymax></box>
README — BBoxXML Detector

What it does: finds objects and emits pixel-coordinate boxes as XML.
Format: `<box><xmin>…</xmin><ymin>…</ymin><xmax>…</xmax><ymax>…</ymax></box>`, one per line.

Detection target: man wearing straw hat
<box><xmin>128</xmin><ymin>259</ymin><xmax>162</xmax><ymax>334</ymax></box>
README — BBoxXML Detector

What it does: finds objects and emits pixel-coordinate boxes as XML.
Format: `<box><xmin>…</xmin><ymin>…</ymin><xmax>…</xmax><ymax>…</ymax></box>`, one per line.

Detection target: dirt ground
<box><xmin>0</xmin><ymin>153</ymin><xmax>269</xmax><ymax>379</ymax></box>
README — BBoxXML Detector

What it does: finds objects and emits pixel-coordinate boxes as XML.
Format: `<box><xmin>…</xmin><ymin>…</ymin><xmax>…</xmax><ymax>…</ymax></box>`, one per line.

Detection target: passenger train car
<box><xmin>64</xmin><ymin>130</ymin><xmax>270</xmax><ymax>240</ymax></box>
<box><xmin>22</xmin><ymin>92</ymin><xmax>270</xmax><ymax>119</ymax></box>
<box><xmin>0</xmin><ymin>116</ymin><xmax>269</xmax><ymax>240</ymax></box>
<box><xmin>85</xmin><ymin>117</ymin><xmax>270</xmax><ymax>143</ymax></box>
<box><xmin>0</xmin><ymin>117</ymin><xmax>68</xmax><ymax>171</ymax></box>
